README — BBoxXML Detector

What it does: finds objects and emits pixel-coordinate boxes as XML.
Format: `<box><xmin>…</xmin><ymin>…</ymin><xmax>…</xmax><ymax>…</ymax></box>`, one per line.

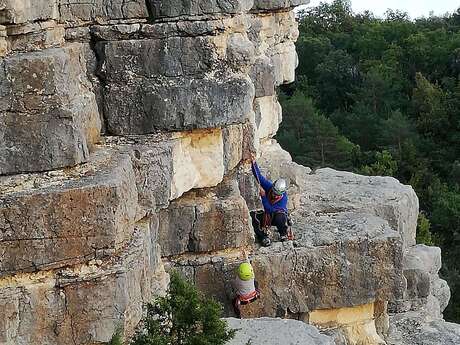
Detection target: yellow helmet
<box><xmin>238</xmin><ymin>262</ymin><xmax>254</xmax><ymax>281</ymax></box>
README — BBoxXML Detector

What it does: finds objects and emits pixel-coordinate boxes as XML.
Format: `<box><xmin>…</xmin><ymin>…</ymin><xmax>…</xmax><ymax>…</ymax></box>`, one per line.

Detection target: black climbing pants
<box><xmin>250</xmin><ymin>211</ymin><xmax>288</xmax><ymax>241</ymax></box>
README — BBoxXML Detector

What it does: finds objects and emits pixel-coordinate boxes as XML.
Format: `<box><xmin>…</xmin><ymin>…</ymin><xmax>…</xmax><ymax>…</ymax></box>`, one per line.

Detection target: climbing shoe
<box><xmin>280</xmin><ymin>234</ymin><xmax>288</xmax><ymax>242</ymax></box>
<box><xmin>261</xmin><ymin>237</ymin><xmax>271</xmax><ymax>247</ymax></box>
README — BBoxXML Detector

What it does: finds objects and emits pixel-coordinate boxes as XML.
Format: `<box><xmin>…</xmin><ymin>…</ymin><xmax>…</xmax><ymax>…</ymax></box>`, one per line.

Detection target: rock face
<box><xmin>224</xmin><ymin>317</ymin><xmax>335</xmax><ymax>345</ymax></box>
<box><xmin>0</xmin><ymin>150</ymin><xmax>137</xmax><ymax>275</ymax></box>
<box><xmin>388</xmin><ymin>313</ymin><xmax>460</xmax><ymax>345</ymax></box>
<box><xmin>0</xmin><ymin>43</ymin><xmax>100</xmax><ymax>174</ymax></box>
<box><xmin>1</xmin><ymin>0</ymin><xmax>459</xmax><ymax>345</ymax></box>
<box><xmin>169</xmin><ymin>140</ymin><xmax>414</xmax><ymax>344</ymax></box>
<box><xmin>386</xmin><ymin>244</ymin><xmax>459</xmax><ymax>345</ymax></box>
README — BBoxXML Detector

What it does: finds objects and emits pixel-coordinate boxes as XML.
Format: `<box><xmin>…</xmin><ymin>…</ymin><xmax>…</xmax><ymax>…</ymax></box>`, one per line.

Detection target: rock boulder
<box><xmin>224</xmin><ymin>317</ymin><xmax>334</xmax><ymax>345</ymax></box>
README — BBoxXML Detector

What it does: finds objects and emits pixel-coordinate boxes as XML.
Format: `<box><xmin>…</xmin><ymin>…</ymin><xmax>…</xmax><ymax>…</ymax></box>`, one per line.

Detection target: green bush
<box><xmin>416</xmin><ymin>212</ymin><xmax>434</xmax><ymax>246</ymax></box>
<box><xmin>358</xmin><ymin>150</ymin><xmax>398</xmax><ymax>177</ymax></box>
<box><xmin>131</xmin><ymin>271</ymin><xmax>235</xmax><ymax>345</ymax></box>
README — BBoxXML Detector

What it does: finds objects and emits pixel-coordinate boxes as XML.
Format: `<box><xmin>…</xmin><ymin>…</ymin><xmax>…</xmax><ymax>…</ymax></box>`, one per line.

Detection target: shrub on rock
<box><xmin>131</xmin><ymin>272</ymin><xmax>235</xmax><ymax>345</ymax></box>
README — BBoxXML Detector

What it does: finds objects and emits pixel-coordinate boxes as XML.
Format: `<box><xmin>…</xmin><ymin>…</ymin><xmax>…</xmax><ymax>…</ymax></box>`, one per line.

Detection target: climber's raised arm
<box><xmin>251</xmin><ymin>159</ymin><xmax>272</xmax><ymax>191</ymax></box>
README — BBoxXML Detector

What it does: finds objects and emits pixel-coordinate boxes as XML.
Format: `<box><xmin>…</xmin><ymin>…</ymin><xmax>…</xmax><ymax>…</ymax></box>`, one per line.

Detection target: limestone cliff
<box><xmin>0</xmin><ymin>1</ymin><xmax>458</xmax><ymax>345</ymax></box>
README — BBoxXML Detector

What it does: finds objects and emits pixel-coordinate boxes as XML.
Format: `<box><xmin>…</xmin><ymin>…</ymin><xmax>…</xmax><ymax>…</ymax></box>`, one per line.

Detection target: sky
<box><xmin>297</xmin><ymin>0</ymin><xmax>460</xmax><ymax>19</ymax></box>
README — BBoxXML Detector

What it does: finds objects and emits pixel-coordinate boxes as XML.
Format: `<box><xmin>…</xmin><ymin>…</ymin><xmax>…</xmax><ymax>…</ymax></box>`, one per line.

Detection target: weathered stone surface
<box><xmin>58</xmin><ymin>0</ymin><xmax>149</xmax><ymax>25</ymax></box>
<box><xmin>388</xmin><ymin>312</ymin><xmax>460</xmax><ymax>345</ymax></box>
<box><xmin>227</xmin><ymin>32</ymin><xmax>256</xmax><ymax>72</ymax></box>
<box><xmin>374</xmin><ymin>300</ymin><xmax>390</xmax><ymax>337</ymax></box>
<box><xmin>309</xmin><ymin>303</ymin><xmax>386</xmax><ymax>345</ymax></box>
<box><xmin>0</xmin><ymin>149</ymin><xmax>138</xmax><ymax>275</ymax></box>
<box><xmin>90</xmin><ymin>17</ymin><xmax>268</xmax><ymax>137</ymax></box>
<box><xmin>223</xmin><ymin>124</ymin><xmax>244</xmax><ymax>174</ymax></box>
<box><xmin>170</xmin><ymin>211</ymin><xmax>404</xmax><ymax>317</ymax></box>
<box><xmin>389</xmin><ymin>245</ymin><xmax>451</xmax><ymax>320</ymax></box>
<box><xmin>433</xmin><ymin>278</ymin><xmax>451</xmax><ymax>314</ymax></box>
<box><xmin>270</xmin><ymin>41</ymin><xmax>298</xmax><ymax>84</ymax></box>
<box><xmin>168</xmin><ymin>129</ymin><xmax>226</xmax><ymax>199</ymax></box>
<box><xmin>0</xmin><ymin>275</ymin><xmax>68</xmax><ymax>345</ymax></box>
<box><xmin>254</xmin><ymin>140</ymin><xmax>419</xmax><ymax>247</ymax></box>
<box><xmin>224</xmin><ymin>317</ymin><xmax>334</xmax><ymax>345</ymax></box>
<box><xmin>237</xmin><ymin>162</ymin><xmax>260</xmax><ymax>211</ymax></box>
<box><xmin>106</xmin><ymin>127</ymin><xmax>242</xmax><ymax>209</ymax></box>
<box><xmin>0</xmin><ymin>43</ymin><xmax>101</xmax><ymax>174</ymax></box>
<box><xmin>248</xmin><ymin>12</ymin><xmax>299</xmax><ymax>85</ymax></box>
<box><xmin>0</xmin><ymin>0</ymin><xmax>58</xmax><ymax>24</ymax></box>
<box><xmin>252</xmin><ymin>0</ymin><xmax>310</xmax><ymax>10</ymax></box>
<box><xmin>404</xmin><ymin>245</ymin><xmax>441</xmax><ymax>276</ymax></box>
<box><xmin>0</xmin><ymin>25</ymin><xmax>6</xmax><ymax>56</ymax></box>
<box><xmin>147</xmin><ymin>0</ymin><xmax>253</xmax><ymax>19</ymax></box>
<box><xmin>96</xmin><ymin>37</ymin><xmax>217</xmax><ymax>79</ymax></box>
<box><xmin>304</xmin><ymin>168</ymin><xmax>419</xmax><ymax>249</ymax></box>
<box><xmin>102</xmin><ymin>73</ymin><xmax>254</xmax><ymax>135</ymax></box>
<box><xmin>6</xmin><ymin>20</ymin><xmax>65</xmax><ymax>52</ymax></box>
<box><xmin>254</xmin><ymin>95</ymin><xmax>282</xmax><ymax>140</ymax></box>
<box><xmin>0</xmin><ymin>223</ymin><xmax>167</xmax><ymax>345</ymax></box>
<box><xmin>90</xmin><ymin>19</ymin><xmax>227</xmax><ymax>41</ymax></box>
<box><xmin>250</xmin><ymin>56</ymin><xmax>275</xmax><ymax>97</ymax></box>
<box><xmin>64</xmin><ymin>25</ymin><xmax>91</xmax><ymax>41</ymax></box>
<box><xmin>250</xmin><ymin>214</ymin><xmax>404</xmax><ymax>315</ymax></box>
<box><xmin>159</xmin><ymin>176</ymin><xmax>253</xmax><ymax>256</ymax></box>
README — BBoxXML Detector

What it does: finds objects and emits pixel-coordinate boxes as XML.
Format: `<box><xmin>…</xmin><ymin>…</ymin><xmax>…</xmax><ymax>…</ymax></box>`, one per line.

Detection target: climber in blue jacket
<box><xmin>251</xmin><ymin>157</ymin><xmax>289</xmax><ymax>247</ymax></box>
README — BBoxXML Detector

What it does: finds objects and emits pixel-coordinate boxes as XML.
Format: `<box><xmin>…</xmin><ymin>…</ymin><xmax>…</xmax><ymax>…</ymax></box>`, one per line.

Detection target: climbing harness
<box><xmin>236</xmin><ymin>289</ymin><xmax>260</xmax><ymax>305</ymax></box>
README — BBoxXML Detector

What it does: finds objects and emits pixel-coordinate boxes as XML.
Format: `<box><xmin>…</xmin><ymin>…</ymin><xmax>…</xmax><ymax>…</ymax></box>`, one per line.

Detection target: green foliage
<box><xmin>277</xmin><ymin>91</ymin><xmax>359</xmax><ymax>170</ymax></box>
<box><xmin>280</xmin><ymin>0</ymin><xmax>460</xmax><ymax>321</ymax></box>
<box><xmin>411</xmin><ymin>73</ymin><xmax>449</xmax><ymax>136</ymax></box>
<box><xmin>358</xmin><ymin>150</ymin><xmax>398</xmax><ymax>176</ymax></box>
<box><xmin>108</xmin><ymin>329</ymin><xmax>123</xmax><ymax>345</ymax></box>
<box><xmin>416</xmin><ymin>213</ymin><xmax>434</xmax><ymax>246</ymax></box>
<box><xmin>131</xmin><ymin>272</ymin><xmax>235</xmax><ymax>345</ymax></box>
<box><xmin>431</xmin><ymin>186</ymin><xmax>460</xmax><ymax>243</ymax></box>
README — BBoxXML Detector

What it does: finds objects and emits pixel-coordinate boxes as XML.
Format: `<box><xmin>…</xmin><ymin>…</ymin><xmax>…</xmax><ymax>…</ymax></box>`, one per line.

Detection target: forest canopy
<box><xmin>278</xmin><ymin>0</ymin><xmax>460</xmax><ymax>321</ymax></box>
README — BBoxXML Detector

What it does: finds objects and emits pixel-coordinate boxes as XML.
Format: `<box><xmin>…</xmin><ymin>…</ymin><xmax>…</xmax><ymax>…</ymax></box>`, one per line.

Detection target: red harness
<box><xmin>238</xmin><ymin>290</ymin><xmax>260</xmax><ymax>303</ymax></box>
<box><xmin>268</xmin><ymin>189</ymin><xmax>283</xmax><ymax>204</ymax></box>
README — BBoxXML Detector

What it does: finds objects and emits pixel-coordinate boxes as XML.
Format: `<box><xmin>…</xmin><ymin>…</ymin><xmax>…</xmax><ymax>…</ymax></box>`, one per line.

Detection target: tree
<box><xmin>358</xmin><ymin>150</ymin><xmax>398</xmax><ymax>176</ymax></box>
<box><xmin>298</xmin><ymin>0</ymin><xmax>354</xmax><ymax>35</ymax></box>
<box><xmin>411</xmin><ymin>73</ymin><xmax>449</xmax><ymax>136</ymax></box>
<box><xmin>416</xmin><ymin>213</ymin><xmax>434</xmax><ymax>246</ymax></box>
<box><xmin>278</xmin><ymin>91</ymin><xmax>359</xmax><ymax>170</ymax></box>
<box><xmin>431</xmin><ymin>186</ymin><xmax>460</xmax><ymax>244</ymax></box>
<box><xmin>381</xmin><ymin>110</ymin><xmax>415</xmax><ymax>156</ymax></box>
<box><xmin>131</xmin><ymin>272</ymin><xmax>235</xmax><ymax>345</ymax></box>
<box><xmin>314</xmin><ymin>49</ymin><xmax>358</xmax><ymax>112</ymax></box>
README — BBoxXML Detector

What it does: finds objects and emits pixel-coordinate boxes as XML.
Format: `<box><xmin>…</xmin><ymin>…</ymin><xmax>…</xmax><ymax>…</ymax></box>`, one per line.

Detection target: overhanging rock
<box><xmin>0</xmin><ymin>149</ymin><xmax>138</xmax><ymax>275</ymax></box>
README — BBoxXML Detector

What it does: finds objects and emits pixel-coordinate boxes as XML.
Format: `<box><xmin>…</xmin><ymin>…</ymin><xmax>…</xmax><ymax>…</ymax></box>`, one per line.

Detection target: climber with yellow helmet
<box><xmin>232</xmin><ymin>261</ymin><xmax>260</xmax><ymax>318</ymax></box>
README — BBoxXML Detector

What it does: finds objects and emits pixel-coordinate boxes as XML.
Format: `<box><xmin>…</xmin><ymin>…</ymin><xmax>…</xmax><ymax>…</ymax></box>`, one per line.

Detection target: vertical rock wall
<box><xmin>0</xmin><ymin>1</ymin><xmax>307</xmax><ymax>344</ymax></box>
<box><xmin>0</xmin><ymin>1</ymin><xmax>455</xmax><ymax>345</ymax></box>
